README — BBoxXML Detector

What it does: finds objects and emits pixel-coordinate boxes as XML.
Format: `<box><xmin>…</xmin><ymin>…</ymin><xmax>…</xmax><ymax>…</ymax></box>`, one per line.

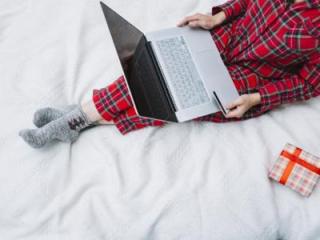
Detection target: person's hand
<box><xmin>177</xmin><ymin>11</ymin><xmax>226</xmax><ymax>30</ymax></box>
<box><xmin>225</xmin><ymin>93</ymin><xmax>261</xmax><ymax>118</ymax></box>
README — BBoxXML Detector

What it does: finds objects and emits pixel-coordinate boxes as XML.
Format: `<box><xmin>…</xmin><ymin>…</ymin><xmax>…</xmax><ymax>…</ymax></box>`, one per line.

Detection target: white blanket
<box><xmin>1</xmin><ymin>0</ymin><xmax>320</xmax><ymax>239</ymax></box>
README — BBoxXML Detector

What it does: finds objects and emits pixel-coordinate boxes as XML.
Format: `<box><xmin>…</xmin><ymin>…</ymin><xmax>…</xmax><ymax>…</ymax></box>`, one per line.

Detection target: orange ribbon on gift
<box><xmin>279</xmin><ymin>147</ymin><xmax>320</xmax><ymax>185</ymax></box>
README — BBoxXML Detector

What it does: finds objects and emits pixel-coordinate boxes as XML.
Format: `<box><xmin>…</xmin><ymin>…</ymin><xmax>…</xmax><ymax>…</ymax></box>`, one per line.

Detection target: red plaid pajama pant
<box><xmin>92</xmin><ymin>23</ymin><xmax>247</xmax><ymax>135</ymax></box>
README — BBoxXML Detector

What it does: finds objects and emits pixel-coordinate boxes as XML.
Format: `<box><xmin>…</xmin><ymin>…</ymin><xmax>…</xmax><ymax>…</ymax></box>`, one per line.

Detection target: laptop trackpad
<box><xmin>194</xmin><ymin>49</ymin><xmax>237</xmax><ymax>107</ymax></box>
<box><xmin>194</xmin><ymin>50</ymin><xmax>232</xmax><ymax>89</ymax></box>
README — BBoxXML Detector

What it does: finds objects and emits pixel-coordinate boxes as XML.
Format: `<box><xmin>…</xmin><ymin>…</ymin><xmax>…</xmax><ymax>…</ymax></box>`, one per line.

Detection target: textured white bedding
<box><xmin>1</xmin><ymin>0</ymin><xmax>320</xmax><ymax>239</ymax></box>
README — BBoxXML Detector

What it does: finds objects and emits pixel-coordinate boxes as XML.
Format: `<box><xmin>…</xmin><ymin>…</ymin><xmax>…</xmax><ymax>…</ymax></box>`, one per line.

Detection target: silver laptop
<box><xmin>100</xmin><ymin>2</ymin><xmax>239</xmax><ymax>122</ymax></box>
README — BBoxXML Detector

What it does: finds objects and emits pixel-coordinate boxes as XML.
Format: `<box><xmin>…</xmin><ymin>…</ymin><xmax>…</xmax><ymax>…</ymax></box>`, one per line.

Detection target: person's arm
<box><xmin>177</xmin><ymin>0</ymin><xmax>249</xmax><ymax>29</ymax></box>
<box><xmin>212</xmin><ymin>0</ymin><xmax>249</xmax><ymax>23</ymax></box>
<box><xmin>177</xmin><ymin>11</ymin><xmax>226</xmax><ymax>30</ymax></box>
<box><xmin>257</xmin><ymin>57</ymin><xmax>320</xmax><ymax>113</ymax></box>
<box><xmin>225</xmin><ymin>13</ymin><xmax>320</xmax><ymax>119</ymax></box>
<box><xmin>226</xmin><ymin>56</ymin><xmax>320</xmax><ymax>119</ymax></box>
<box><xmin>256</xmin><ymin>16</ymin><xmax>320</xmax><ymax>113</ymax></box>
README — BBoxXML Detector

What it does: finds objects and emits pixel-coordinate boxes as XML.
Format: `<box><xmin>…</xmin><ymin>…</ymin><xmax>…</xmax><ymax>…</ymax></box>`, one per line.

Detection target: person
<box><xmin>19</xmin><ymin>0</ymin><xmax>320</xmax><ymax>148</ymax></box>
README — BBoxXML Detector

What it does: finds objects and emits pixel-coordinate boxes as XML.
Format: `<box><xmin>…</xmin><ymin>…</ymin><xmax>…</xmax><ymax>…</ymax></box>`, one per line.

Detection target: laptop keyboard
<box><xmin>156</xmin><ymin>36</ymin><xmax>210</xmax><ymax>110</ymax></box>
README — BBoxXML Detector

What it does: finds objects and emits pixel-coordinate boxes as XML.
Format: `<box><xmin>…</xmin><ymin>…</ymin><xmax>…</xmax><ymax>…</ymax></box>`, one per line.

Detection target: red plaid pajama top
<box><xmin>93</xmin><ymin>0</ymin><xmax>320</xmax><ymax>135</ymax></box>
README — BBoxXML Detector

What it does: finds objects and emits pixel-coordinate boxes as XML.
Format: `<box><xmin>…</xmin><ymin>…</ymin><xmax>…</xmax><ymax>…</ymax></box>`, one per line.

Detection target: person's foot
<box><xmin>33</xmin><ymin>105</ymin><xmax>77</xmax><ymax>128</ymax></box>
<box><xmin>19</xmin><ymin>106</ymin><xmax>92</xmax><ymax>148</ymax></box>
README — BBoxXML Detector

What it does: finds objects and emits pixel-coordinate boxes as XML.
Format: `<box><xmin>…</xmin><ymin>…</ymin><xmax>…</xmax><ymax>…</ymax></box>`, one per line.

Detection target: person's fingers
<box><xmin>225</xmin><ymin>105</ymin><xmax>246</xmax><ymax>118</ymax></box>
<box><xmin>202</xmin><ymin>21</ymin><xmax>211</xmax><ymax>29</ymax></box>
<box><xmin>188</xmin><ymin>20</ymin><xmax>202</xmax><ymax>28</ymax></box>
<box><xmin>226</xmin><ymin>109</ymin><xmax>241</xmax><ymax>118</ymax></box>
<box><xmin>177</xmin><ymin>14</ymin><xmax>201</xmax><ymax>27</ymax></box>
<box><xmin>226</xmin><ymin>97</ymin><xmax>244</xmax><ymax>110</ymax></box>
<box><xmin>177</xmin><ymin>19</ymin><xmax>187</xmax><ymax>27</ymax></box>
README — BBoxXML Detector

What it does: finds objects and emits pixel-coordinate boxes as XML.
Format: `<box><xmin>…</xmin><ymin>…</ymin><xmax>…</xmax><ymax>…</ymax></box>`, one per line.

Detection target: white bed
<box><xmin>1</xmin><ymin>0</ymin><xmax>320</xmax><ymax>239</ymax></box>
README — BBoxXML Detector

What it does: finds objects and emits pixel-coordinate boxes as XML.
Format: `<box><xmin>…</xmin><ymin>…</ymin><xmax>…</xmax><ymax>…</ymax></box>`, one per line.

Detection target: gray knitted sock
<box><xmin>33</xmin><ymin>105</ymin><xmax>77</xmax><ymax>127</ymax></box>
<box><xmin>19</xmin><ymin>106</ymin><xmax>93</xmax><ymax>148</ymax></box>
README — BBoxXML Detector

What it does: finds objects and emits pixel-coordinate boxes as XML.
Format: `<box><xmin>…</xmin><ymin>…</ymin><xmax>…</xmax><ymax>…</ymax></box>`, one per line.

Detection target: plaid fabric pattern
<box><xmin>211</xmin><ymin>0</ymin><xmax>320</xmax><ymax>116</ymax></box>
<box><xmin>92</xmin><ymin>76</ymin><xmax>166</xmax><ymax>135</ymax></box>
<box><xmin>93</xmin><ymin>0</ymin><xmax>320</xmax><ymax>134</ymax></box>
<box><xmin>92</xmin><ymin>76</ymin><xmax>132</xmax><ymax>121</ymax></box>
<box><xmin>269</xmin><ymin>143</ymin><xmax>320</xmax><ymax>197</ymax></box>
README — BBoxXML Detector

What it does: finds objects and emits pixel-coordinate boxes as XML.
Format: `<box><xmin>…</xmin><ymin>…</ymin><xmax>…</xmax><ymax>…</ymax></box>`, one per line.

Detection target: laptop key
<box><xmin>156</xmin><ymin>36</ymin><xmax>210</xmax><ymax>110</ymax></box>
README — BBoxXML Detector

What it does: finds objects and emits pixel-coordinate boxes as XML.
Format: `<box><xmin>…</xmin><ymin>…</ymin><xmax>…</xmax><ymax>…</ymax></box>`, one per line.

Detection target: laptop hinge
<box><xmin>145</xmin><ymin>40</ymin><xmax>176</xmax><ymax>113</ymax></box>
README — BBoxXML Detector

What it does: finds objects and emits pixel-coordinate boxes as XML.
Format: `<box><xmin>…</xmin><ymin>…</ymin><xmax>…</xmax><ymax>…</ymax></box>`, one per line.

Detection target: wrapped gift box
<box><xmin>269</xmin><ymin>143</ymin><xmax>320</xmax><ymax>197</ymax></box>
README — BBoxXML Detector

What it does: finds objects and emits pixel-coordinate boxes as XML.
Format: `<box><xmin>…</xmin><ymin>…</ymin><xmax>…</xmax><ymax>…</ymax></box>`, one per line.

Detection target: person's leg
<box><xmin>19</xmin><ymin>99</ymin><xmax>116</xmax><ymax>149</ymax></box>
<box><xmin>19</xmin><ymin>76</ymin><xmax>130</xmax><ymax>148</ymax></box>
<box><xmin>80</xmin><ymin>99</ymin><xmax>114</xmax><ymax>125</ymax></box>
<box><xmin>112</xmin><ymin>106</ymin><xmax>166</xmax><ymax>135</ymax></box>
<box><xmin>33</xmin><ymin>105</ymin><xmax>77</xmax><ymax>128</ymax></box>
<box><xmin>34</xmin><ymin>102</ymin><xmax>114</xmax><ymax>127</ymax></box>
<box><xmin>32</xmin><ymin>101</ymin><xmax>114</xmax><ymax>127</ymax></box>
<box><xmin>91</xmin><ymin>76</ymin><xmax>167</xmax><ymax>134</ymax></box>
<box><xmin>19</xmin><ymin>104</ymin><xmax>93</xmax><ymax>148</ymax></box>
<box><xmin>19</xmin><ymin>75</ymin><xmax>166</xmax><ymax>148</ymax></box>
<box><xmin>210</xmin><ymin>18</ymin><xmax>234</xmax><ymax>61</ymax></box>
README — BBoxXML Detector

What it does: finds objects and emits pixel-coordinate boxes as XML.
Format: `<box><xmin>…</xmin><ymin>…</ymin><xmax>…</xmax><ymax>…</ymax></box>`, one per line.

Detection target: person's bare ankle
<box><xmin>97</xmin><ymin>119</ymin><xmax>114</xmax><ymax>125</ymax></box>
<box><xmin>81</xmin><ymin>100</ymin><xmax>104</xmax><ymax>123</ymax></box>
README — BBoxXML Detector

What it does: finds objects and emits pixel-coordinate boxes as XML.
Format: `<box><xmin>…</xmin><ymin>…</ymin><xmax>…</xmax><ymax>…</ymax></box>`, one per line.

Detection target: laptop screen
<box><xmin>100</xmin><ymin>2</ymin><xmax>143</xmax><ymax>75</ymax></box>
<box><xmin>100</xmin><ymin>2</ymin><xmax>178</xmax><ymax>122</ymax></box>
